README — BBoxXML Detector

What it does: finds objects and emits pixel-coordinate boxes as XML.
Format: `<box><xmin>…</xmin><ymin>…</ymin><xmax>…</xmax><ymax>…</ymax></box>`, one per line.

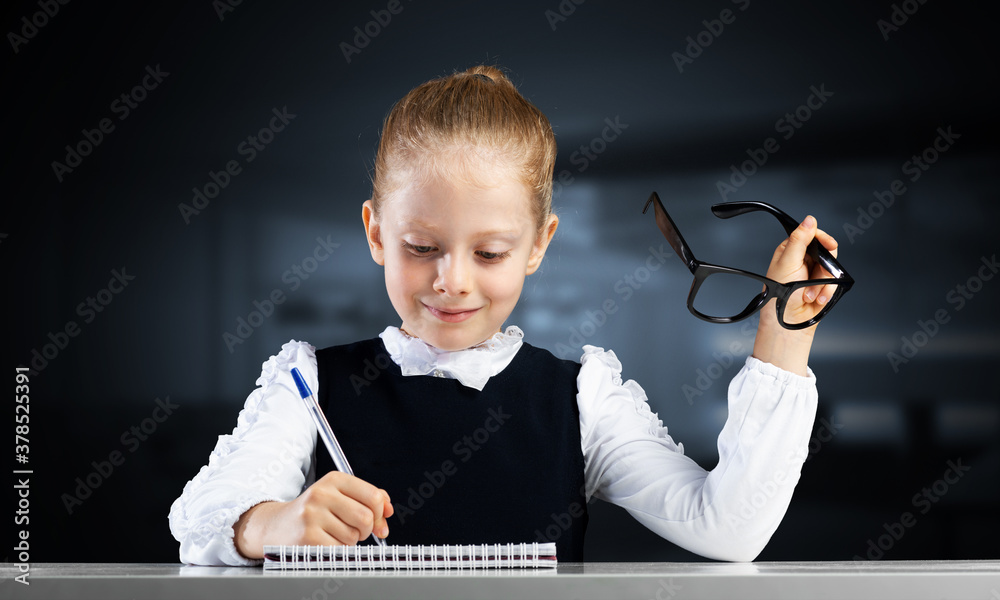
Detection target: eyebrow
<box><xmin>403</xmin><ymin>220</ymin><xmax>523</xmax><ymax>241</ymax></box>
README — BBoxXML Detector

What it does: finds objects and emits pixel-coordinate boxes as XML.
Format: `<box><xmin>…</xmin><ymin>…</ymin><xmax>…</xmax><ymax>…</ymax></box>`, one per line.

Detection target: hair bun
<box><xmin>465</xmin><ymin>65</ymin><xmax>510</xmax><ymax>86</ymax></box>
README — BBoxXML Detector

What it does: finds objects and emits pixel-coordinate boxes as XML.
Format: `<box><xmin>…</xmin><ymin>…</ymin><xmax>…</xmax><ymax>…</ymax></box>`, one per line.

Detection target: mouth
<box><xmin>424</xmin><ymin>304</ymin><xmax>481</xmax><ymax>323</ymax></box>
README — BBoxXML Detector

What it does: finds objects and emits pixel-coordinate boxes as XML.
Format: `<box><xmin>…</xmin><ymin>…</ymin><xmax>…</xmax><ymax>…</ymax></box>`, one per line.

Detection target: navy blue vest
<box><xmin>315</xmin><ymin>337</ymin><xmax>589</xmax><ymax>561</ymax></box>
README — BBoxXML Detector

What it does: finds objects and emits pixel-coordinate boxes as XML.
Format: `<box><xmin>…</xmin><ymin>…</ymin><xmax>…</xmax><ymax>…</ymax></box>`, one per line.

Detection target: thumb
<box><xmin>775</xmin><ymin>215</ymin><xmax>817</xmax><ymax>278</ymax></box>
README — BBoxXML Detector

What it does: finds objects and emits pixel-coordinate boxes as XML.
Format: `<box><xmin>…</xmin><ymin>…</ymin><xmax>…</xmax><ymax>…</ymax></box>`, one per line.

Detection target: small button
<box><xmin>433</xmin><ymin>369</ymin><xmax>445</xmax><ymax>378</ymax></box>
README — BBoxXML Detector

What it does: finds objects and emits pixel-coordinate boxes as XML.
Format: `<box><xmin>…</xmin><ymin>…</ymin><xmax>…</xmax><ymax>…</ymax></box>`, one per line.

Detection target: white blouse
<box><xmin>168</xmin><ymin>326</ymin><xmax>818</xmax><ymax>566</ymax></box>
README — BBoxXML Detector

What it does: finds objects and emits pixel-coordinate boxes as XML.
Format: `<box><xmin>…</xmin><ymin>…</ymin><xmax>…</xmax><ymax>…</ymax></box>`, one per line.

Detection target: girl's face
<box><xmin>362</xmin><ymin>167</ymin><xmax>557</xmax><ymax>351</ymax></box>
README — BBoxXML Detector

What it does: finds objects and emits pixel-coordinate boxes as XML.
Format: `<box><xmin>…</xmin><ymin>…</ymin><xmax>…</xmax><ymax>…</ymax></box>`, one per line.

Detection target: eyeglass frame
<box><xmin>642</xmin><ymin>191</ymin><xmax>854</xmax><ymax>330</ymax></box>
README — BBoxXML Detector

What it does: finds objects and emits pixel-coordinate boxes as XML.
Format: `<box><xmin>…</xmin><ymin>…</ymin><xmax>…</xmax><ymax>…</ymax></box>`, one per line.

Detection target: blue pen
<box><xmin>290</xmin><ymin>367</ymin><xmax>387</xmax><ymax>548</ymax></box>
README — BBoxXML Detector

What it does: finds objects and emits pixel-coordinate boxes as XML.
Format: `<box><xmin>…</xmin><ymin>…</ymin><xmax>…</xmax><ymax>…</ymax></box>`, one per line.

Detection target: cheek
<box><xmin>482</xmin><ymin>263</ymin><xmax>527</xmax><ymax>302</ymax></box>
<box><xmin>384</xmin><ymin>253</ymin><xmax>422</xmax><ymax>297</ymax></box>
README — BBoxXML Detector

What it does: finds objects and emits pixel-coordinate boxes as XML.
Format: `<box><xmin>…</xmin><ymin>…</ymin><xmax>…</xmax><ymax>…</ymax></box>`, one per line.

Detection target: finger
<box><xmin>814</xmin><ymin>227</ymin><xmax>838</xmax><ymax>259</ymax></box>
<box><xmin>811</xmin><ymin>226</ymin><xmax>840</xmax><ymax>305</ymax></box>
<box><xmin>341</xmin><ymin>476</ymin><xmax>393</xmax><ymax>539</ymax></box>
<box><xmin>769</xmin><ymin>238</ymin><xmax>789</xmax><ymax>267</ymax></box>
<box><xmin>317</xmin><ymin>489</ymin><xmax>382</xmax><ymax>545</ymax></box>
<box><xmin>373</xmin><ymin>490</ymin><xmax>393</xmax><ymax>538</ymax></box>
<box><xmin>314</xmin><ymin>472</ymin><xmax>390</xmax><ymax>542</ymax></box>
<box><xmin>288</xmin><ymin>493</ymin><xmax>362</xmax><ymax>547</ymax></box>
<box><xmin>381</xmin><ymin>490</ymin><xmax>394</xmax><ymax>518</ymax></box>
<box><xmin>313</xmin><ymin>508</ymin><xmax>364</xmax><ymax>546</ymax></box>
<box><xmin>807</xmin><ymin>258</ymin><xmax>840</xmax><ymax>305</ymax></box>
<box><xmin>818</xmin><ymin>282</ymin><xmax>839</xmax><ymax>305</ymax></box>
<box><xmin>316</xmin><ymin>471</ymin><xmax>387</xmax><ymax>517</ymax></box>
<box><xmin>773</xmin><ymin>215</ymin><xmax>817</xmax><ymax>277</ymax></box>
<box><xmin>802</xmin><ymin>255</ymin><xmax>833</xmax><ymax>304</ymax></box>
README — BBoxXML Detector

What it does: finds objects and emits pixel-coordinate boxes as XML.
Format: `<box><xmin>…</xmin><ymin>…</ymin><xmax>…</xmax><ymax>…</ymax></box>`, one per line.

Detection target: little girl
<box><xmin>168</xmin><ymin>65</ymin><xmax>837</xmax><ymax>565</ymax></box>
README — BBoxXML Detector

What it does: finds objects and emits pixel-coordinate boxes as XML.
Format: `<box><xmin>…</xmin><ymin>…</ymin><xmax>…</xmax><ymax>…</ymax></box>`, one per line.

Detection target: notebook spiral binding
<box><xmin>262</xmin><ymin>542</ymin><xmax>557</xmax><ymax>570</ymax></box>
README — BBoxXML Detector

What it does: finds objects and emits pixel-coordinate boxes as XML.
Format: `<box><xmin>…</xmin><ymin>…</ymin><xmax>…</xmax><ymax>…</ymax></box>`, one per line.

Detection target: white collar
<box><xmin>378</xmin><ymin>325</ymin><xmax>524</xmax><ymax>391</ymax></box>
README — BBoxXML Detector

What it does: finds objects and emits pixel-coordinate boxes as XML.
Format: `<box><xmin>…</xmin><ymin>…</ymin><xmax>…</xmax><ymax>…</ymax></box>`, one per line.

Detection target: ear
<box><xmin>526</xmin><ymin>213</ymin><xmax>559</xmax><ymax>275</ymax></box>
<box><xmin>362</xmin><ymin>200</ymin><xmax>385</xmax><ymax>266</ymax></box>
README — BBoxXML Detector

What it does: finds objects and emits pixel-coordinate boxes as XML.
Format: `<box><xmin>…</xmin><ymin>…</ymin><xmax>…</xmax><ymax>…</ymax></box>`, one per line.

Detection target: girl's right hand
<box><xmin>234</xmin><ymin>471</ymin><xmax>393</xmax><ymax>559</ymax></box>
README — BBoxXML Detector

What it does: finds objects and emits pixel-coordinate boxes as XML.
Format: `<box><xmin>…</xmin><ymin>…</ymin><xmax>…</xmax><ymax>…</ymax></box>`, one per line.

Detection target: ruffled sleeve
<box><xmin>577</xmin><ymin>346</ymin><xmax>818</xmax><ymax>562</ymax></box>
<box><xmin>167</xmin><ymin>340</ymin><xmax>318</xmax><ymax>566</ymax></box>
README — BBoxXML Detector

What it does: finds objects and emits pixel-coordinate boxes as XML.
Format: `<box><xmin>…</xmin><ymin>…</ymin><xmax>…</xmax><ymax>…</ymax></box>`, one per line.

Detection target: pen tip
<box><xmin>290</xmin><ymin>367</ymin><xmax>312</xmax><ymax>399</ymax></box>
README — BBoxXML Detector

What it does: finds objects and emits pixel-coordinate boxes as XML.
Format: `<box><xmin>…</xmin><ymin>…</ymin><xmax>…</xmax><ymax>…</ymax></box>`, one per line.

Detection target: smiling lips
<box><xmin>424</xmin><ymin>304</ymin><xmax>481</xmax><ymax>323</ymax></box>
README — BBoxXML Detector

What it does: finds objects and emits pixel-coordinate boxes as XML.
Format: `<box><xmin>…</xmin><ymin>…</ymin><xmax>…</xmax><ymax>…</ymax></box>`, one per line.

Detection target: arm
<box><xmin>580</xmin><ymin>217</ymin><xmax>838</xmax><ymax>561</ymax></box>
<box><xmin>168</xmin><ymin>340</ymin><xmax>392</xmax><ymax>565</ymax></box>
<box><xmin>168</xmin><ymin>340</ymin><xmax>319</xmax><ymax>566</ymax></box>
<box><xmin>578</xmin><ymin>347</ymin><xmax>818</xmax><ymax>562</ymax></box>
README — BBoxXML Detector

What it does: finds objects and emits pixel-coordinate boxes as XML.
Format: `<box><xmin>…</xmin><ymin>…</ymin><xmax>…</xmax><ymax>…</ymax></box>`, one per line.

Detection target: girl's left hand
<box><xmin>752</xmin><ymin>215</ymin><xmax>839</xmax><ymax>376</ymax></box>
<box><xmin>765</xmin><ymin>215</ymin><xmax>840</xmax><ymax>326</ymax></box>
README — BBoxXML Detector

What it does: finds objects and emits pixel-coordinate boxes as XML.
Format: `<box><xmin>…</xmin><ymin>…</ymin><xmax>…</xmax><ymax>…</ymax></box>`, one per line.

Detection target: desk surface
<box><xmin>4</xmin><ymin>561</ymin><xmax>999</xmax><ymax>600</ymax></box>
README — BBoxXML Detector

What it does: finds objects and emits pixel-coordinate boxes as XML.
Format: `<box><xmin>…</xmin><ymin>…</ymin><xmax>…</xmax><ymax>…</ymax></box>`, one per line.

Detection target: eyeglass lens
<box><xmin>692</xmin><ymin>272</ymin><xmax>765</xmax><ymax>319</ymax></box>
<box><xmin>692</xmin><ymin>271</ymin><xmax>842</xmax><ymax>326</ymax></box>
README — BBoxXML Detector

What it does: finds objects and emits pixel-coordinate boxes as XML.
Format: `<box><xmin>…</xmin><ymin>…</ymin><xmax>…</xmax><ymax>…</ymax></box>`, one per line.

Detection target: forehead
<box><xmin>389</xmin><ymin>176</ymin><xmax>533</xmax><ymax>230</ymax></box>
<box><xmin>382</xmin><ymin>152</ymin><xmax>535</xmax><ymax>230</ymax></box>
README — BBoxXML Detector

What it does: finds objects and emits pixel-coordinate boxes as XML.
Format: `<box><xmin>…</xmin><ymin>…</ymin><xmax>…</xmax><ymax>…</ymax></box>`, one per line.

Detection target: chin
<box><xmin>421</xmin><ymin>325</ymin><xmax>492</xmax><ymax>351</ymax></box>
<box><xmin>426</xmin><ymin>333</ymin><xmax>478</xmax><ymax>352</ymax></box>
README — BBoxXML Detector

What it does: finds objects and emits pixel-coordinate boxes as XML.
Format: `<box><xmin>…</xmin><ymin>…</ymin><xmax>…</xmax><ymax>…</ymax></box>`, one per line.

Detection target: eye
<box><xmin>402</xmin><ymin>242</ymin><xmax>436</xmax><ymax>255</ymax></box>
<box><xmin>477</xmin><ymin>250</ymin><xmax>512</xmax><ymax>263</ymax></box>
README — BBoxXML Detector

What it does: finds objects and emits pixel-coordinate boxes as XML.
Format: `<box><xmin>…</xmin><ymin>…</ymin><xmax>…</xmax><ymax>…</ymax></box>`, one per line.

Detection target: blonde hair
<box><xmin>370</xmin><ymin>65</ymin><xmax>557</xmax><ymax>233</ymax></box>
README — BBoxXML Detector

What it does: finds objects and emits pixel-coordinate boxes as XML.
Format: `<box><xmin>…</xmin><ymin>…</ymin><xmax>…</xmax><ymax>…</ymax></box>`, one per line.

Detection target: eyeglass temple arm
<box><xmin>643</xmin><ymin>192</ymin><xmax>699</xmax><ymax>272</ymax></box>
<box><xmin>710</xmin><ymin>201</ymin><xmax>848</xmax><ymax>280</ymax></box>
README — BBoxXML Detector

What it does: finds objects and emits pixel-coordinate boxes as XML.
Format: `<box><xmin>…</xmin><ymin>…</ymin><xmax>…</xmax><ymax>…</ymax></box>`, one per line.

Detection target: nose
<box><xmin>433</xmin><ymin>253</ymin><xmax>472</xmax><ymax>297</ymax></box>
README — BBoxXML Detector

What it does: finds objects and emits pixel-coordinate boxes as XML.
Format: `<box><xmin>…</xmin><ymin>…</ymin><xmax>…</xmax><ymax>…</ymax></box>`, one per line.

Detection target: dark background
<box><xmin>3</xmin><ymin>0</ymin><xmax>998</xmax><ymax>564</ymax></box>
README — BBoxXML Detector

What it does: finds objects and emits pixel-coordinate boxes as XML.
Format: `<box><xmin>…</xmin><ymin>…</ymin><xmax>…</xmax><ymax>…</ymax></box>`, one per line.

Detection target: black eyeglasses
<box><xmin>642</xmin><ymin>191</ymin><xmax>854</xmax><ymax>330</ymax></box>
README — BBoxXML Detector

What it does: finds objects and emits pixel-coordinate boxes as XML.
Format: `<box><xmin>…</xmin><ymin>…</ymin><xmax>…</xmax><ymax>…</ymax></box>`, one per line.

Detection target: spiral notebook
<box><xmin>263</xmin><ymin>542</ymin><xmax>557</xmax><ymax>570</ymax></box>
